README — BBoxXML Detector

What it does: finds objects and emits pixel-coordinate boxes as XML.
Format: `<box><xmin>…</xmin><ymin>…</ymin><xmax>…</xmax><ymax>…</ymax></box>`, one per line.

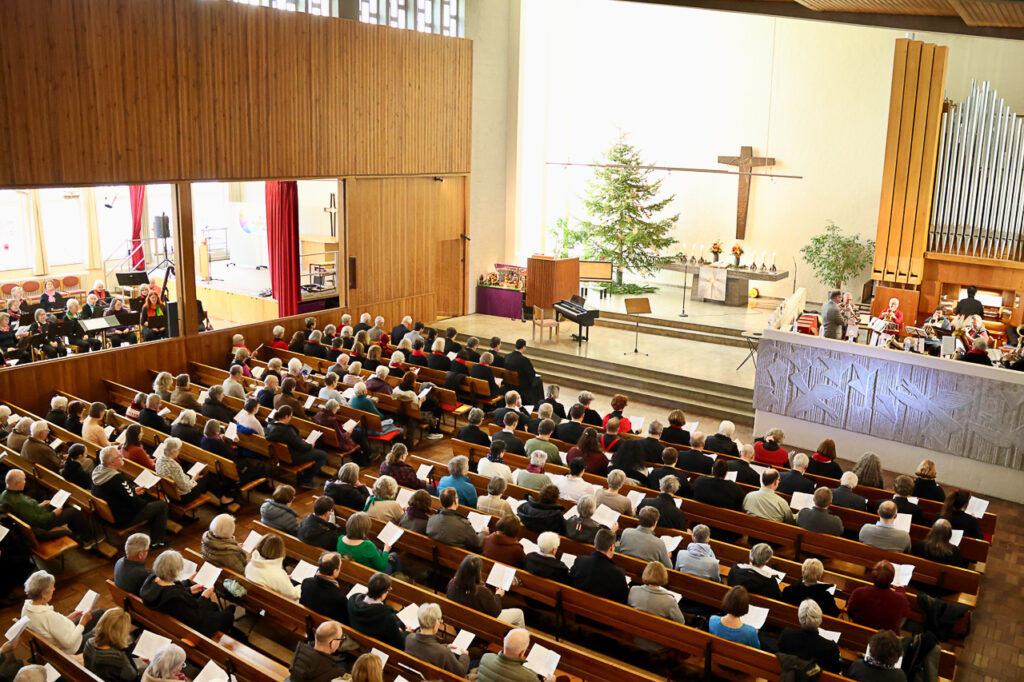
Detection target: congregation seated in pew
<box><xmin>517</xmin><ymin>484</ymin><xmax>565</xmax><ymax>536</ymax></box>
<box><xmin>636</xmin><ymin>474</ymin><xmax>687</xmax><ymax>531</ymax></box>
<box><xmin>113</xmin><ymin>533</ymin><xmax>153</xmax><ymax>595</ymax></box>
<box><xmin>427</xmin><ymin>487</ymin><xmax>485</xmax><ymax>552</ymax></box>
<box><xmin>674</xmin><ymin>523</ymin><xmax>719</xmax><ymax>582</ymax></box>
<box><xmin>446</xmin><ymin>555</ymin><xmax>525</xmax><ymax>628</ymax></box>
<box><xmin>246</xmin><ymin>532</ymin><xmax>301</xmax><ymax>601</ymax></box>
<box><xmin>139</xmin><ymin>549</ymin><xmax>235</xmax><ymax>637</ymax></box>
<box><xmin>324</xmin><ymin>462</ymin><xmax>369</xmax><ymax>510</ymax></box>
<box><xmin>617</xmin><ymin>506</ymin><xmax>671</xmax><ymax>567</ymax></box>
<box><xmin>0</xmin><ymin>470</ymin><xmax>98</xmax><ymax>548</ymax></box>
<box><xmin>347</xmin><ymin>572</ymin><xmax>407</xmax><ymax>649</ymax></box>
<box><xmin>298</xmin><ymin>494</ymin><xmax>344</xmax><ymax>551</ymax></box>
<box><xmin>628</xmin><ymin>560</ymin><xmax>687</xmax><ymax>653</ymax></box>
<box><xmin>22</xmin><ymin>570</ymin><xmax>103</xmax><ymax>655</ymax></box>
<box><xmin>201</xmin><ymin>513</ymin><xmax>248</xmax><ymax>574</ymax></box>
<box><xmin>477</xmin><ymin>440</ymin><xmax>512</xmax><ymax>483</ymax></box>
<box><xmin>482</xmin><ymin>513</ymin><xmax>526</xmax><ymax>568</ymax></box>
<box><xmin>726</xmin><ymin>543</ymin><xmax>782</xmax><ymax>600</ymax></box>
<box><xmin>780</xmin><ymin>558</ymin><xmax>840</xmax><ymax>617</ymax></box>
<box><xmin>261</xmin><ymin>484</ymin><xmax>300</xmax><ymax>535</ymax></box>
<box><xmin>398</xmin><ymin>488</ymin><xmax>434</xmax><ymax>534</ymax></box>
<box><xmin>364</xmin><ymin>476</ymin><xmax>403</xmax><ymax>524</ymax></box>
<box><xmin>288</xmin><ymin>619</ymin><xmax>349</xmax><ymax>682</ymax></box>
<box><xmin>523</xmin><ymin>531</ymin><xmax>570</xmax><ymax>584</ymax></box>
<box><xmin>299</xmin><ymin>551</ymin><xmax>348</xmax><ymax>624</ymax></box>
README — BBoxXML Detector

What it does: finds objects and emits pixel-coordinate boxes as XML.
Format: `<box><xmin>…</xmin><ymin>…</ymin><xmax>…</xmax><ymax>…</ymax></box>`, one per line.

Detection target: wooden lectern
<box><xmin>526</xmin><ymin>257</ymin><xmax>580</xmax><ymax>309</ymax></box>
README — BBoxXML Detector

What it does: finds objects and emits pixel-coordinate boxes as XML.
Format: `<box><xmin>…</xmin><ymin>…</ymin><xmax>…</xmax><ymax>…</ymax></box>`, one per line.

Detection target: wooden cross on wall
<box><xmin>718</xmin><ymin>146</ymin><xmax>775</xmax><ymax>240</ymax></box>
<box><xmin>323</xmin><ymin>192</ymin><xmax>338</xmax><ymax>237</ymax></box>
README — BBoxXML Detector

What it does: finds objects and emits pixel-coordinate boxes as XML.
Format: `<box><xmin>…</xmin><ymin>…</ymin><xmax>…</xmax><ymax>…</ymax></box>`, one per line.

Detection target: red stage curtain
<box><xmin>265</xmin><ymin>180</ymin><xmax>300</xmax><ymax>317</ymax></box>
<box><xmin>129</xmin><ymin>185</ymin><xmax>146</xmax><ymax>271</ymax></box>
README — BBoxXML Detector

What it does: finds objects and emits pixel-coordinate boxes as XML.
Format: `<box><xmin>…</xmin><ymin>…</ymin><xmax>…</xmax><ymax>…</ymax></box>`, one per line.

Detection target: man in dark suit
<box><xmin>488</xmin><ymin>337</ymin><xmax>504</xmax><ymax>368</ymax></box>
<box><xmin>705</xmin><ymin>420</ymin><xmax>740</xmax><ymax>456</ymax></box>
<box><xmin>892</xmin><ymin>475</ymin><xmax>925</xmax><ymax>526</ymax></box>
<box><xmin>569</xmin><ymin>529</ymin><xmax>628</xmax><ymax>604</ymax></box>
<box><xmin>778</xmin><ymin>453</ymin><xmax>816</xmax><ymax>495</ymax></box>
<box><xmin>352</xmin><ymin>313</ymin><xmax>372</xmax><ymax>334</ymax></box>
<box><xmin>502</xmin><ymin>339</ymin><xmax>542</xmax><ymax>405</ymax></box>
<box><xmin>727</xmin><ymin>543</ymin><xmax>782</xmax><ymax>600</ymax></box>
<box><xmin>265</xmin><ymin>406</ymin><xmax>327</xmax><ymax>488</ymax></box>
<box><xmin>470</xmin><ymin>353</ymin><xmax>502</xmax><ymax>397</ymax></box>
<box><xmin>298</xmin><ymin>496</ymin><xmax>344</xmax><ymax>551</ymax></box>
<box><xmin>456</xmin><ymin>408</ymin><xmax>491</xmax><ymax>447</ymax></box>
<box><xmin>727</xmin><ymin>445</ymin><xmax>760</xmax><ymax>486</ymax></box>
<box><xmin>830</xmin><ymin>471</ymin><xmax>869</xmax><ymax>511</ymax></box>
<box><xmin>491</xmin><ymin>412</ymin><xmax>526</xmax><ymax>455</ymax></box>
<box><xmin>637</xmin><ymin>475</ymin><xmax>688</xmax><ymax>530</ymax></box>
<box><xmin>303</xmin><ymin>330</ymin><xmax>328</xmax><ymax>359</ymax></box>
<box><xmin>492</xmin><ymin>391</ymin><xmax>531</xmax><ymax>428</ymax></box>
<box><xmin>300</xmin><ymin>552</ymin><xmax>349</xmax><ymax>624</ymax></box>
<box><xmin>638</xmin><ymin>422</ymin><xmax>666</xmax><ymax>464</ymax></box>
<box><xmin>676</xmin><ymin>432</ymin><xmax>713</xmax><ymax>475</ymax></box>
<box><xmin>693</xmin><ymin>459</ymin><xmax>746</xmax><ymax>511</ymax></box>
<box><xmin>539</xmin><ymin>386</ymin><xmax>566</xmax><ymax>420</ymax></box>
<box><xmin>526</xmin><ymin>403</ymin><xmax>555</xmax><ymax>434</ymax></box>
<box><xmin>553</xmin><ymin>404</ymin><xmax>586</xmax><ymax>444</ymax></box>
<box><xmin>407</xmin><ymin>339</ymin><xmax>429</xmax><ymax>367</ymax></box>
<box><xmin>442</xmin><ymin>327</ymin><xmax>462</xmax><ymax>355</ymax></box>
<box><xmin>390</xmin><ymin>316</ymin><xmax>412</xmax><ymax>345</ymax></box>
<box><xmin>138</xmin><ymin>394</ymin><xmax>171</xmax><ymax>434</ymax></box>
<box><xmin>647</xmin><ymin>448</ymin><xmax>693</xmax><ymax>497</ymax></box>
<box><xmin>463</xmin><ymin>337</ymin><xmax>481</xmax><ymax>363</ymax></box>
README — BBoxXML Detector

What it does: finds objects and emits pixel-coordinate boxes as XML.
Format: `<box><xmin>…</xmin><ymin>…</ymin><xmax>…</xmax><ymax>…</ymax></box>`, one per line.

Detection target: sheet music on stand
<box><xmin>904</xmin><ymin>326</ymin><xmax>929</xmax><ymax>353</ymax></box>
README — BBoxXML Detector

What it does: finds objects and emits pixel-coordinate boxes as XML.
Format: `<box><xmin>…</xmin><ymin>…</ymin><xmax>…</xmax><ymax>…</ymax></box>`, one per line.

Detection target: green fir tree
<box><xmin>577</xmin><ymin>134</ymin><xmax>680</xmax><ymax>288</ymax></box>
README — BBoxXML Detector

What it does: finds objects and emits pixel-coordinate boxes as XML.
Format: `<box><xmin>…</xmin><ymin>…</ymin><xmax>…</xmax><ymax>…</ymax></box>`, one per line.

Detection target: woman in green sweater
<box><xmin>337</xmin><ymin>511</ymin><xmax>391</xmax><ymax>571</ymax></box>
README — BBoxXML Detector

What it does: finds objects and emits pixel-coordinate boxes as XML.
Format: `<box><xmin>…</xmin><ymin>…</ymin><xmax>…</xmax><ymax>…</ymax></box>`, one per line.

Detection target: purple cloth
<box><xmin>476</xmin><ymin>286</ymin><xmax>523</xmax><ymax>320</ymax></box>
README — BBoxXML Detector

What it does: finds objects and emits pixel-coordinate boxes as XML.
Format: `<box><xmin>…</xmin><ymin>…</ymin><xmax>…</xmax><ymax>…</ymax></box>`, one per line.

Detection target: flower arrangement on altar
<box><xmin>731</xmin><ymin>244</ymin><xmax>744</xmax><ymax>257</ymax></box>
<box><xmin>710</xmin><ymin>240</ymin><xmax>724</xmax><ymax>255</ymax></box>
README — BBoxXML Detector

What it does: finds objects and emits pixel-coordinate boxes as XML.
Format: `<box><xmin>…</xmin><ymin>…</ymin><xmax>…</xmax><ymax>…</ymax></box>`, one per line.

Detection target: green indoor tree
<box><xmin>800</xmin><ymin>222</ymin><xmax>875</xmax><ymax>289</ymax></box>
<box><xmin>576</xmin><ymin>134</ymin><xmax>680</xmax><ymax>291</ymax></box>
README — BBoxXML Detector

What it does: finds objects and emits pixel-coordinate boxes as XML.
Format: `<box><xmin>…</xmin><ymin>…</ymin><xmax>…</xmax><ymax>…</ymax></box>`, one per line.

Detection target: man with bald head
<box><xmin>0</xmin><ymin>470</ymin><xmax>96</xmax><ymax>548</ymax></box>
<box><xmin>479</xmin><ymin>628</ymin><xmax>548</xmax><ymax>681</ymax></box>
<box><xmin>91</xmin><ymin>446</ymin><xmax>168</xmax><ymax>547</ymax></box>
<box><xmin>288</xmin><ymin>619</ymin><xmax>348</xmax><ymax>681</ymax></box>
<box><xmin>859</xmin><ymin>500</ymin><xmax>912</xmax><ymax>552</ymax></box>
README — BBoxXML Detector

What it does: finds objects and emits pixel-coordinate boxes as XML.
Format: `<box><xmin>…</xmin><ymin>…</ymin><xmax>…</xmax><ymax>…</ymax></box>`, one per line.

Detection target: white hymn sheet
<box><xmin>740</xmin><ymin>605</ymin><xmax>769</xmax><ymax>630</ymax></box>
<box><xmin>789</xmin><ymin>491</ymin><xmax>814</xmax><ymax>511</ymax></box>
<box><xmin>891</xmin><ymin>563</ymin><xmax>915</xmax><ymax>587</ymax></box>
<box><xmin>822</xmin><ymin>583</ymin><xmax>837</xmax><ymax>595</ymax></box>
<box><xmin>267</xmin><ymin>409</ymin><xmax>278</xmax><ymax>421</ymax></box>
<box><xmin>251</xmin><ymin>367</ymin><xmax>264</xmax><ymax>379</ymax></box>
<box><xmin>290</xmin><ymin>560</ymin><xmax>318</xmax><ymax>584</ymax></box>
<box><xmin>377</xmin><ymin>522</ymin><xmax>405</xmax><ymax>548</ymax></box>
<box><xmin>158</xmin><ymin>407</ymin><xmax>171</xmax><ymax>416</ymax></box>
<box><xmin>198</xmin><ymin>391</ymin><xmax>209</xmax><ymax>404</ymax></box>
<box><xmin>49</xmin><ymin>439</ymin><xmax>63</xmax><ymax>451</ymax></box>
<box><xmin>416</xmin><ymin>463</ymin><xmax>433</xmax><ymax>480</ymax></box>
<box><xmin>132</xmin><ymin>630</ymin><xmax>172</xmax><ymax>660</ymax></box>
<box><xmin>563</xmin><ymin>505</ymin><xmax>578</xmax><ymax>520</ymax></box>
<box><xmin>186</xmin><ymin>461</ymin><xmax>207</xmax><ymax>478</ymax></box>
<box><xmin>43</xmin><ymin>665</ymin><xmax>59</xmax><ymax>682</ymax></box>
<box><xmin>485</xmin><ymin>563</ymin><xmax>516</xmax><ymax>591</ymax></box>
<box><xmin>560</xmin><ymin>553</ymin><xmax>576</xmax><ymax>569</ymax></box>
<box><xmin>417</xmin><ymin>387</ymin><xmax>432</xmax><ymax>401</ymax></box>
<box><xmin>591</xmin><ymin>504</ymin><xmax>620</xmax><ymax>528</ymax></box>
<box><xmin>467</xmin><ymin>511</ymin><xmax>491</xmax><ymax>533</ymax></box>
<box><xmin>115</xmin><ymin>429</ymin><xmax>128</xmax><ymax>445</ymax></box>
<box><xmin>304</xmin><ymin>395</ymin><xmax>316</xmax><ymax>409</ymax></box>
<box><xmin>193</xmin><ymin>659</ymin><xmax>231</xmax><ymax>682</ymax></box>
<box><xmin>506</xmin><ymin>497</ymin><xmax>522</xmax><ymax>511</ymax></box>
<box><xmin>178</xmin><ymin>559</ymin><xmax>198</xmax><ymax>582</ymax></box>
<box><xmin>519</xmin><ymin>538</ymin><xmax>539</xmax><ymax>555</ymax></box>
<box><xmin>906</xmin><ymin>496</ymin><xmax>919</xmax><ymax>505</ymax></box>
<box><xmin>242</xmin><ymin>531</ymin><xmax>262</xmax><ymax>553</ymax></box>
<box><xmin>74</xmin><ymin>589</ymin><xmax>99</xmax><ymax>614</ymax></box>
<box><xmin>342</xmin><ymin>387</ymin><xmax>356</xmax><ymax>401</ymax></box>
<box><xmin>523</xmin><ymin>644</ymin><xmax>560</xmax><ymax>678</ymax></box>
<box><xmin>452</xmin><ymin>629</ymin><xmax>474</xmax><ymax>654</ymax></box>
<box><xmin>4</xmin><ymin>616</ymin><xmax>30</xmax><ymax>643</ymax></box>
<box><xmin>50</xmin><ymin>489</ymin><xmax>71</xmax><ymax>511</ymax></box>
<box><xmin>629</xmin><ymin>416</ymin><xmax>644</xmax><ymax>433</ymax></box>
<box><xmin>152</xmin><ymin>442</ymin><xmax>166</xmax><ymax>459</ymax></box>
<box><xmin>103</xmin><ymin>425</ymin><xmax>115</xmax><ymax>438</ymax></box>
<box><xmin>625</xmin><ymin>490</ymin><xmax>646</xmax><ymax>509</ymax></box>
<box><xmin>304</xmin><ymin>430</ymin><xmax>322</xmax><ymax>445</ymax></box>
<box><xmin>684</xmin><ymin>421</ymin><xmax>699</xmax><ymax>434</ymax></box>
<box><xmin>966</xmin><ymin>496</ymin><xmax>989</xmax><ymax>519</ymax></box>
<box><xmin>447</xmin><ymin>351</ymin><xmax>457</xmax><ymax>360</ymax></box>
<box><xmin>673</xmin><ymin>497</ymin><xmax>683</xmax><ymax>509</ymax></box>
<box><xmin>347</xmin><ymin>584</ymin><xmax>368</xmax><ymax>598</ymax></box>
<box><xmin>193</xmin><ymin>563</ymin><xmax>222</xmax><ymax>589</ymax></box>
<box><xmin>370</xmin><ymin>648</ymin><xmax>389</xmax><ymax>667</ymax></box>
<box><xmin>396</xmin><ymin>603</ymin><xmax>420</xmax><ymax>631</ymax></box>
<box><xmin>818</xmin><ymin>628</ymin><xmax>841</xmax><ymax>643</ymax></box>
<box><xmin>0</xmin><ymin>525</ymin><xmax>9</xmax><ymax>544</ymax></box>
<box><xmin>342</xmin><ymin>419</ymin><xmax>358</xmax><ymax>433</ymax></box>
<box><xmin>950</xmin><ymin>530</ymin><xmax>964</xmax><ymax>546</ymax></box>
<box><xmin>395</xmin><ymin>487</ymin><xmax>413</xmax><ymax>508</ymax></box>
<box><xmin>225</xmin><ymin>422</ymin><xmax>238</xmax><ymax>440</ymax></box>
<box><xmin>660</xmin><ymin>535</ymin><xmax>682</xmax><ymax>553</ymax></box>
<box><xmin>133</xmin><ymin>469</ymin><xmax>161</xmax><ymax>489</ymax></box>
<box><xmin>725</xmin><ymin>471</ymin><xmax>738</xmax><ymax>482</ymax></box>
<box><xmin>894</xmin><ymin>514</ymin><xmax>912</xmax><ymax>533</ymax></box>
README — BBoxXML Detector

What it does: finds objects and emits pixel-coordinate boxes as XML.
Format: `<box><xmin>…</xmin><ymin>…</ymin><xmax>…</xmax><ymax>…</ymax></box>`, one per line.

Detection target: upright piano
<box><xmin>553</xmin><ymin>295</ymin><xmax>600</xmax><ymax>347</ymax></box>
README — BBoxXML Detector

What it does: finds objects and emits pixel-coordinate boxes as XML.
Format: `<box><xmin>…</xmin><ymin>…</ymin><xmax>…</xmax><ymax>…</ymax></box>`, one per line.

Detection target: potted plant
<box><xmin>731</xmin><ymin>243</ymin><xmax>744</xmax><ymax>268</ymax></box>
<box><xmin>799</xmin><ymin>222</ymin><xmax>875</xmax><ymax>290</ymax></box>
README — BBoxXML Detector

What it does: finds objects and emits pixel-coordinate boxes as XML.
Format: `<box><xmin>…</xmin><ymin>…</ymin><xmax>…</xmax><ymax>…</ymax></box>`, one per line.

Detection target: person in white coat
<box><xmin>22</xmin><ymin>570</ymin><xmax>103</xmax><ymax>654</ymax></box>
<box><xmin>244</xmin><ymin>533</ymin><xmax>301</xmax><ymax>602</ymax></box>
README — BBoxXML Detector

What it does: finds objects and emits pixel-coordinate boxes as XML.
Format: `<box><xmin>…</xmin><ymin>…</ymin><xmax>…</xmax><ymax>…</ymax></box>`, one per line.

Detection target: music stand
<box><xmin>624</xmin><ymin>297</ymin><xmax>651</xmax><ymax>356</ymax></box>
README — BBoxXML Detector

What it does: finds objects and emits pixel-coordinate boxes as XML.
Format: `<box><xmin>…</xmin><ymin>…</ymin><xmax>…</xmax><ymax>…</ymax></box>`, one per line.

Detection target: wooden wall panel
<box><xmin>0</xmin><ymin>0</ymin><xmax>472</xmax><ymax>187</ymax></box>
<box><xmin>346</xmin><ymin>176</ymin><xmax>467</xmax><ymax>323</ymax></box>
<box><xmin>873</xmin><ymin>39</ymin><xmax>949</xmax><ymax>285</ymax></box>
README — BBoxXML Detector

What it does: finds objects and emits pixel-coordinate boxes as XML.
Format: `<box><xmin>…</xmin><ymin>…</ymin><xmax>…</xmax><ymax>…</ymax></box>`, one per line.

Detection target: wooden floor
<box><xmin>3</xmin><ymin>396</ymin><xmax>1020</xmax><ymax>680</ymax></box>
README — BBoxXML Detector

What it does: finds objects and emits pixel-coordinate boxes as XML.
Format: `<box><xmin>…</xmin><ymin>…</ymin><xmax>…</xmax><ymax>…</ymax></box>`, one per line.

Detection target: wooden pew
<box><xmin>451</xmin><ymin>439</ymin><xmax>983</xmax><ymax>597</ymax></box>
<box><xmin>26</xmin><ymin>630</ymin><xmax>105</xmax><ymax>682</ymax></box>
<box><xmin>107</xmin><ymin>579</ymin><xmax>288</xmax><ymax>682</ymax></box>
<box><xmin>255</xmin><ymin>521</ymin><xmax>667</xmax><ymax>682</ymax></box>
<box><xmin>179</xmin><ymin>548</ymin><xmax>464</xmax><ymax>682</ymax></box>
<box><xmin>328</xmin><ymin>505</ymin><xmax>856</xmax><ymax>682</ymax></box>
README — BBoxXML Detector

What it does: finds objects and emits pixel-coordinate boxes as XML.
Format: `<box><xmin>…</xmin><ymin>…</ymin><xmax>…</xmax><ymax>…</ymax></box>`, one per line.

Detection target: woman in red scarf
<box><xmin>139</xmin><ymin>290</ymin><xmax>167</xmax><ymax>341</ymax></box>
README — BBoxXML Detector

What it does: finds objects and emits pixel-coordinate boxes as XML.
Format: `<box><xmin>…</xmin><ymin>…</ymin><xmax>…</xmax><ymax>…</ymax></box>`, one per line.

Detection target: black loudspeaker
<box><xmin>153</xmin><ymin>214</ymin><xmax>171</xmax><ymax>240</ymax></box>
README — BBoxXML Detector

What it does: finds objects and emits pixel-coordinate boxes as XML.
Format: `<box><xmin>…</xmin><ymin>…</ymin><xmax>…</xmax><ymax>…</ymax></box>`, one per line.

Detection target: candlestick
<box><xmin>771</xmin><ymin>252</ymin><xmax>776</xmax><ymax>266</ymax></box>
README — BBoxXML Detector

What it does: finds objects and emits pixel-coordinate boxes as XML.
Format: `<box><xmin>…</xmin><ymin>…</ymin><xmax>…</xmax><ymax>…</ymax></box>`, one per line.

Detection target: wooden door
<box><xmin>345</xmin><ymin>176</ymin><xmax>466</xmax><ymax>324</ymax></box>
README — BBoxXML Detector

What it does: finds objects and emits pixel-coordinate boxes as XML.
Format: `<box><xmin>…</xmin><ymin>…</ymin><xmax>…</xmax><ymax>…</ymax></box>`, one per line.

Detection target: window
<box><xmin>0</xmin><ymin>190</ymin><xmax>33</xmax><ymax>272</ymax></box>
<box><xmin>361</xmin><ymin>0</ymin><xmax>464</xmax><ymax>36</ymax></box>
<box><xmin>37</xmin><ymin>188</ymin><xmax>87</xmax><ymax>267</ymax></box>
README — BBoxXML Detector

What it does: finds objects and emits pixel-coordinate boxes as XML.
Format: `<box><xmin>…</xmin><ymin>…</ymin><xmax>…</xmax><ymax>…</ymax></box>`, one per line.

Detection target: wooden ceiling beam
<box><xmin>951</xmin><ymin>0</ymin><xmax>1024</xmax><ymax>28</ymax></box>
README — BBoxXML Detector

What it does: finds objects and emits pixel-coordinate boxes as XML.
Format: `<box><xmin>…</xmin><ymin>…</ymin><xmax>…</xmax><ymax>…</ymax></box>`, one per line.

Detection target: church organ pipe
<box><xmin>929</xmin><ymin>80</ymin><xmax>1024</xmax><ymax>262</ymax></box>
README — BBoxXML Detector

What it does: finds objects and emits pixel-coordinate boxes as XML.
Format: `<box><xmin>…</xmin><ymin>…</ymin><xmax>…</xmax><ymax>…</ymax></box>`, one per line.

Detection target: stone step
<box><xmin>597</xmin><ymin>310</ymin><xmax>750</xmax><ymax>337</ymax></box>
<box><xmin>594</xmin><ymin>317</ymin><xmax>750</xmax><ymax>349</ymax></box>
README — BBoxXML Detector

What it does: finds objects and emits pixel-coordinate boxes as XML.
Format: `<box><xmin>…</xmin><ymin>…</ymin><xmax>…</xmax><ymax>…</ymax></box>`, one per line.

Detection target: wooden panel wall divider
<box><xmin>0</xmin><ymin>0</ymin><xmax>472</xmax><ymax>187</ymax></box>
<box><xmin>872</xmin><ymin>38</ymin><xmax>949</xmax><ymax>286</ymax></box>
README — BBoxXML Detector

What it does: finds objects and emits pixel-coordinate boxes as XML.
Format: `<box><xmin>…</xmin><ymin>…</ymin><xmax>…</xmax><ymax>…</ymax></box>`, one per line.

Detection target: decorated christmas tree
<box><xmin>576</xmin><ymin>134</ymin><xmax>680</xmax><ymax>291</ymax></box>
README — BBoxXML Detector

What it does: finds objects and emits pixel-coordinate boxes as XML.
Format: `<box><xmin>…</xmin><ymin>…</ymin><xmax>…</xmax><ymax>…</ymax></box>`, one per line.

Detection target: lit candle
<box><xmin>761</xmin><ymin>250</ymin><xmax>767</xmax><ymax>264</ymax></box>
<box><xmin>691</xmin><ymin>243</ymin><xmax>696</xmax><ymax>256</ymax></box>
<box><xmin>700</xmin><ymin>244</ymin><xmax>704</xmax><ymax>253</ymax></box>
<box><xmin>771</xmin><ymin>252</ymin><xmax>776</xmax><ymax>266</ymax></box>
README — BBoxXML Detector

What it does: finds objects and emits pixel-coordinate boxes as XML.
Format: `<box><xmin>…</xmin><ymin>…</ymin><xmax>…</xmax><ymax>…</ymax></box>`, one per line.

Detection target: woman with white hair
<box><xmin>90</xmin><ymin>279</ymin><xmax>110</xmax><ymax>303</ymax></box>
<box><xmin>753</xmin><ymin>427</ymin><xmax>788</xmax><ymax>467</ymax></box>
<box><xmin>264</xmin><ymin>357</ymin><xmax>284</xmax><ymax>382</ymax></box>
<box><xmin>44</xmin><ymin>396</ymin><xmax>69</xmax><ymax>427</ymax></box>
<box><xmin>387</xmin><ymin>350</ymin><xmax>406</xmax><ymax>378</ymax></box>
<box><xmin>726</xmin><ymin>543</ymin><xmax>782</xmax><ymax>600</ymax></box>
<box><xmin>523</xmin><ymin>531</ymin><xmax>570</xmax><ymax>583</ymax></box>
<box><xmin>704</xmin><ymin>420</ymin><xmax>739</xmax><ymax>456</ymax></box>
<box><xmin>339</xmin><ymin>325</ymin><xmax>354</xmax><ymax>350</ymax></box>
<box><xmin>515</xmin><ymin>451</ymin><xmax>553</xmax><ymax>491</ymax></box>
<box><xmin>427</xmin><ymin>337</ymin><xmax>451</xmax><ymax>371</ymax></box>
<box><xmin>365</xmin><ymin>365</ymin><xmax>392</xmax><ymax>395</ymax></box>
<box><xmin>285</xmin><ymin>357</ymin><xmax>310</xmax><ymax>393</ymax></box>
<box><xmin>140</xmin><ymin>643</ymin><xmax>187</xmax><ymax>682</ymax></box>
<box><xmin>363</xmin><ymin>475</ymin><xmax>403</xmax><ymax>523</ymax></box>
<box><xmin>318</xmin><ymin>372</ymin><xmax>344</xmax><ymax>403</ymax></box>
<box><xmin>170</xmin><ymin>409</ymin><xmax>202</xmax><ymax>446</ymax></box>
<box><xmin>139</xmin><ymin>550</ymin><xmax>234</xmax><ymax>636</ymax></box>
<box><xmin>342</xmin><ymin>362</ymin><xmax>363</xmax><ymax>388</ymax></box>
<box><xmin>202</xmin><ymin>513</ymin><xmax>248</xmax><ymax>573</ymax></box>
<box><xmin>781</xmin><ymin>557</ymin><xmax>840</xmax><ymax>616</ymax></box>
<box><xmin>403</xmin><ymin>603</ymin><xmax>471</xmax><ymax>675</ymax></box>
<box><xmin>675</xmin><ymin>524</ymin><xmax>720</xmax><ymax>582</ymax></box>
<box><xmin>6</xmin><ymin>417</ymin><xmax>33</xmax><ymax>452</ymax></box>
<box><xmin>154</xmin><ymin>437</ymin><xmax>234</xmax><ymax>507</ymax></box>
<box><xmin>564</xmin><ymin>494</ymin><xmax>618</xmax><ymax>544</ymax></box>
<box><xmin>22</xmin><ymin>570</ymin><xmax>103</xmax><ymax>654</ymax></box>
<box><xmin>776</xmin><ymin>600</ymin><xmax>842</xmax><ymax>673</ymax></box>
<box><xmin>0</xmin><ymin>405</ymin><xmax>12</xmax><ymax>440</ymax></box>
<box><xmin>270</xmin><ymin>324</ymin><xmax>288</xmax><ymax>349</ymax></box>
<box><xmin>64</xmin><ymin>298</ymin><xmax>102</xmax><ymax>352</ymax></box>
